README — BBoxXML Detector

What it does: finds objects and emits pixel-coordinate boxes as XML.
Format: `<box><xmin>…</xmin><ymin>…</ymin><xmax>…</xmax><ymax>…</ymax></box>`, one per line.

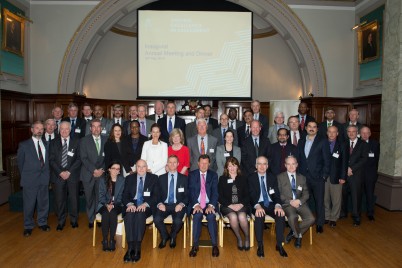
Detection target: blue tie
<box><xmin>222</xmin><ymin>128</ymin><xmax>226</xmax><ymax>144</ymax></box>
<box><xmin>168</xmin><ymin>174</ymin><xmax>175</xmax><ymax>204</ymax></box>
<box><xmin>291</xmin><ymin>175</ymin><xmax>297</xmax><ymax>199</ymax></box>
<box><xmin>261</xmin><ymin>176</ymin><xmax>270</xmax><ymax>208</ymax></box>
<box><xmin>71</xmin><ymin>119</ymin><xmax>76</xmax><ymax>138</ymax></box>
<box><xmin>137</xmin><ymin>177</ymin><xmax>144</xmax><ymax>206</ymax></box>
<box><xmin>168</xmin><ymin>117</ymin><xmax>173</xmax><ymax>134</ymax></box>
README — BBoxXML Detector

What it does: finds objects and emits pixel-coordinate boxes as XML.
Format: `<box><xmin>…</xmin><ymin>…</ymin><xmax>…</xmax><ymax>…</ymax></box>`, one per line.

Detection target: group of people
<box><xmin>16</xmin><ymin>100</ymin><xmax>380</xmax><ymax>262</ymax></box>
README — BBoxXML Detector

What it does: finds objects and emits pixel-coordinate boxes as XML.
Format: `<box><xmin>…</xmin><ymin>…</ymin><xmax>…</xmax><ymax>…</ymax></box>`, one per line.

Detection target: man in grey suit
<box><xmin>137</xmin><ymin>104</ymin><xmax>154</xmax><ymax>138</ymax></box>
<box><xmin>146</xmin><ymin>100</ymin><xmax>165</xmax><ymax>122</ymax></box>
<box><xmin>185</xmin><ymin>107</ymin><xmax>213</xmax><ymax>139</ymax></box>
<box><xmin>187</xmin><ymin>119</ymin><xmax>218</xmax><ymax>172</ymax></box>
<box><xmin>91</xmin><ymin>105</ymin><xmax>113</xmax><ymax>136</ymax></box>
<box><xmin>111</xmin><ymin>104</ymin><xmax>126</xmax><ymax>126</ymax></box>
<box><xmin>277</xmin><ymin>156</ymin><xmax>315</xmax><ymax>249</ymax></box>
<box><xmin>17</xmin><ymin>121</ymin><xmax>51</xmax><ymax>237</ymax></box>
<box><xmin>79</xmin><ymin>118</ymin><xmax>106</xmax><ymax>228</ymax></box>
<box><xmin>212</xmin><ymin>113</ymin><xmax>238</xmax><ymax>146</ymax></box>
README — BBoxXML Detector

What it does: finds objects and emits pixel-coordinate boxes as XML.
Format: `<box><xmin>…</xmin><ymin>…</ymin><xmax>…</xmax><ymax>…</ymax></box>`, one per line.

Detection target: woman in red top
<box><xmin>168</xmin><ymin>128</ymin><xmax>190</xmax><ymax>176</ymax></box>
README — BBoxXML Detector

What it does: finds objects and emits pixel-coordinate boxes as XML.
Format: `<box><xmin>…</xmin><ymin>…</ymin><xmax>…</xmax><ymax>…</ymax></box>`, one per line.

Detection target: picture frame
<box><xmin>358</xmin><ymin>20</ymin><xmax>379</xmax><ymax>64</ymax></box>
<box><xmin>2</xmin><ymin>8</ymin><xmax>25</xmax><ymax>57</ymax></box>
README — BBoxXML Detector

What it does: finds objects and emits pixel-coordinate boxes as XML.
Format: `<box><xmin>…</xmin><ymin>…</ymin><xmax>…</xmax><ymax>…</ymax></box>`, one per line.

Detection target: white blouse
<box><xmin>140</xmin><ymin>140</ymin><xmax>168</xmax><ymax>176</ymax></box>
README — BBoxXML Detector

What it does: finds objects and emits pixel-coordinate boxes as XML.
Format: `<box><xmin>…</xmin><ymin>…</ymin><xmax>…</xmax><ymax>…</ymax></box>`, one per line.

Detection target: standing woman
<box><xmin>216</xmin><ymin>129</ymin><xmax>241</xmax><ymax>177</ymax></box>
<box><xmin>218</xmin><ymin>157</ymin><xmax>250</xmax><ymax>250</ymax></box>
<box><xmin>168</xmin><ymin>128</ymin><xmax>190</xmax><ymax>175</ymax></box>
<box><xmin>141</xmin><ymin>123</ymin><xmax>168</xmax><ymax>176</ymax></box>
<box><xmin>97</xmin><ymin>161</ymin><xmax>125</xmax><ymax>251</ymax></box>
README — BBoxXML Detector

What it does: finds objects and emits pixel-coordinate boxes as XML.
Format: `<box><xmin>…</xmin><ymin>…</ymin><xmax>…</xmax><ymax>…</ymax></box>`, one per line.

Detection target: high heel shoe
<box><xmin>237</xmin><ymin>240</ymin><xmax>244</xmax><ymax>251</ymax></box>
<box><xmin>244</xmin><ymin>239</ymin><xmax>250</xmax><ymax>251</ymax></box>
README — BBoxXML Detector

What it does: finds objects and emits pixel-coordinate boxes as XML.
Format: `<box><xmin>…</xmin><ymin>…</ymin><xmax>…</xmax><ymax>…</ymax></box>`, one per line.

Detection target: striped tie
<box><xmin>61</xmin><ymin>139</ymin><xmax>68</xmax><ymax>168</ymax></box>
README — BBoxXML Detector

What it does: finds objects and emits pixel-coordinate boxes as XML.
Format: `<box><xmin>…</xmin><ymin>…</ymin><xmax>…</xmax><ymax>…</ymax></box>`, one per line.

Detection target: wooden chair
<box><xmin>219</xmin><ymin>214</ymin><xmax>254</xmax><ymax>248</ymax></box>
<box><xmin>152</xmin><ymin>214</ymin><xmax>187</xmax><ymax>248</ymax></box>
<box><xmin>92</xmin><ymin>213</ymin><xmax>126</xmax><ymax>248</ymax></box>
<box><xmin>190</xmin><ymin>213</ymin><xmax>222</xmax><ymax>247</ymax></box>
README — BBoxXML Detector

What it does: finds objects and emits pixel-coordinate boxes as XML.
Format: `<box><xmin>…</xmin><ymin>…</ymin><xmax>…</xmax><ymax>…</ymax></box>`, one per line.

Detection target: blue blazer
<box><xmin>188</xmin><ymin>169</ymin><xmax>219</xmax><ymax>212</ymax></box>
<box><xmin>97</xmin><ymin>174</ymin><xmax>125</xmax><ymax>211</ymax></box>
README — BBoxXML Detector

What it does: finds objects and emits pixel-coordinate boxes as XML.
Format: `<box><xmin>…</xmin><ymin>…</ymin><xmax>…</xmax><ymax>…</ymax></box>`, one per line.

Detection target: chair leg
<box><xmin>219</xmin><ymin>219</ymin><xmax>223</xmax><ymax>247</ymax></box>
<box><xmin>271</xmin><ymin>222</ymin><xmax>275</xmax><ymax>235</ymax></box>
<box><xmin>153</xmin><ymin>223</ymin><xmax>157</xmax><ymax>248</ymax></box>
<box><xmin>121</xmin><ymin>221</ymin><xmax>126</xmax><ymax>249</ymax></box>
<box><xmin>190</xmin><ymin>216</ymin><xmax>193</xmax><ymax>247</ymax></box>
<box><xmin>250</xmin><ymin>219</ymin><xmax>254</xmax><ymax>248</ymax></box>
<box><xmin>310</xmin><ymin>226</ymin><xmax>313</xmax><ymax>245</ymax></box>
<box><xmin>183</xmin><ymin>217</ymin><xmax>187</xmax><ymax>249</ymax></box>
<box><xmin>92</xmin><ymin>219</ymin><xmax>97</xmax><ymax>247</ymax></box>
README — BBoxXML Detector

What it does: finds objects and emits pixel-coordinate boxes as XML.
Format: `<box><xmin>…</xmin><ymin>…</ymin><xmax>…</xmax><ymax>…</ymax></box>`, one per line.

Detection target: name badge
<box><xmin>227</xmin><ymin>179</ymin><xmax>233</xmax><ymax>184</ymax></box>
<box><xmin>269</xmin><ymin>189</ymin><xmax>275</xmax><ymax>194</ymax></box>
<box><xmin>75</xmin><ymin>128</ymin><xmax>81</xmax><ymax>133</ymax></box>
<box><xmin>369</xmin><ymin>153</ymin><xmax>375</xmax><ymax>158</ymax></box>
<box><xmin>178</xmin><ymin>188</ymin><xmax>184</xmax><ymax>192</ymax></box>
<box><xmin>224</xmin><ymin>153</ymin><xmax>230</xmax><ymax>157</ymax></box>
<box><xmin>209</xmin><ymin>148</ymin><xmax>214</xmax><ymax>153</ymax></box>
<box><xmin>298</xmin><ymin>186</ymin><xmax>303</xmax><ymax>191</ymax></box>
<box><xmin>332</xmin><ymin>152</ymin><xmax>339</xmax><ymax>158</ymax></box>
<box><xmin>102</xmin><ymin>152</ymin><xmax>105</xmax><ymax>157</ymax></box>
<box><xmin>144</xmin><ymin>191</ymin><xmax>150</xmax><ymax>197</ymax></box>
<box><xmin>101</xmin><ymin>129</ymin><xmax>107</xmax><ymax>134</ymax></box>
<box><xmin>67</xmin><ymin>151</ymin><xmax>74</xmax><ymax>157</ymax></box>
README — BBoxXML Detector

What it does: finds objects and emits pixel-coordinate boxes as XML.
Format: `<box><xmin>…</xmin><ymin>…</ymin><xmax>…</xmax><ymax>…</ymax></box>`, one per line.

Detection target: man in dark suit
<box><xmin>154</xmin><ymin>155</ymin><xmax>188</xmax><ymax>249</ymax></box>
<box><xmin>17</xmin><ymin>121</ymin><xmax>51</xmax><ymax>237</ymax></box>
<box><xmin>92</xmin><ymin>105</ymin><xmax>113</xmax><ymax>136</ymax></box>
<box><xmin>188</xmin><ymin>155</ymin><xmax>219</xmax><ymax>258</ymax></box>
<box><xmin>248</xmin><ymin>156</ymin><xmax>287</xmax><ymax>257</ymax></box>
<box><xmin>287</xmin><ymin>116</ymin><xmax>306</xmax><ymax>146</ymax></box>
<box><xmin>49</xmin><ymin>121</ymin><xmax>81</xmax><ymax>230</ymax></box>
<box><xmin>203</xmin><ymin>104</ymin><xmax>219</xmax><ymax>130</ymax></box>
<box><xmin>185</xmin><ymin>107</ymin><xmax>213</xmax><ymax>139</ymax></box>
<box><xmin>187</xmin><ymin>119</ymin><xmax>218</xmax><ymax>172</ymax></box>
<box><xmin>297</xmin><ymin>121</ymin><xmax>330</xmax><ymax>233</ymax></box>
<box><xmin>212</xmin><ymin>113</ymin><xmax>238</xmax><ymax>146</ymax></box>
<box><xmin>237</xmin><ymin>109</ymin><xmax>253</xmax><ymax>148</ymax></box>
<box><xmin>122</xmin><ymin>159</ymin><xmax>157</xmax><ymax>263</ymax></box>
<box><xmin>241</xmin><ymin>120</ymin><xmax>271</xmax><ymax>176</ymax></box>
<box><xmin>137</xmin><ymin>104</ymin><xmax>154</xmax><ymax>138</ymax></box>
<box><xmin>123</xmin><ymin>105</ymin><xmax>139</xmax><ymax>135</ymax></box>
<box><xmin>342</xmin><ymin>109</ymin><xmax>363</xmax><ymax>141</ymax></box>
<box><xmin>157</xmin><ymin>101</ymin><xmax>186</xmax><ymax>143</ymax></box>
<box><xmin>42</xmin><ymin>118</ymin><xmax>59</xmax><ymax>145</ymax></box>
<box><xmin>318</xmin><ymin>107</ymin><xmax>344</xmax><ymax>143</ymax></box>
<box><xmin>62</xmin><ymin>103</ymin><xmax>86</xmax><ymax>139</ymax></box>
<box><xmin>294</xmin><ymin>102</ymin><xmax>315</xmax><ymax>133</ymax></box>
<box><xmin>111</xmin><ymin>104</ymin><xmax>126</xmax><ymax>126</ymax></box>
<box><xmin>360</xmin><ymin>126</ymin><xmax>380</xmax><ymax>221</ymax></box>
<box><xmin>52</xmin><ymin>106</ymin><xmax>64</xmax><ymax>134</ymax></box>
<box><xmin>79</xmin><ymin>119</ymin><xmax>106</xmax><ymax>228</ymax></box>
<box><xmin>228</xmin><ymin>107</ymin><xmax>244</xmax><ymax>130</ymax></box>
<box><xmin>251</xmin><ymin>100</ymin><xmax>269</xmax><ymax>137</ymax></box>
<box><xmin>121</xmin><ymin>120</ymin><xmax>147</xmax><ymax>175</ymax></box>
<box><xmin>277</xmin><ymin>156</ymin><xmax>315</xmax><ymax>249</ymax></box>
<box><xmin>342</xmin><ymin>125</ymin><xmax>368</xmax><ymax>226</ymax></box>
<box><xmin>270</xmin><ymin>128</ymin><xmax>298</xmax><ymax>176</ymax></box>
<box><xmin>146</xmin><ymin>100</ymin><xmax>165</xmax><ymax>122</ymax></box>
<box><xmin>324</xmin><ymin>126</ymin><xmax>347</xmax><ymax>227</ymax></box>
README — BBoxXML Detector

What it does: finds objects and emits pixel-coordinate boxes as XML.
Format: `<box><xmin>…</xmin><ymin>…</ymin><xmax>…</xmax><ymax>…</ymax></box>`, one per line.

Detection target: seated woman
<box><xmin>141</xmin><ymin>123</ymin><xmax>168</xmax><ymax>176</ymax></box>
<box><xmin>168</xmin><ymin>128</ymin><xmax>190</xmax><ymax>175</ymax></box>
<box><xmin>97</xmin><ymin>161</ymin><xmax>125</xmax><ymax>251</ymax></box>
<box><xmin>267</xmin><ymin>111</ymin><xmax>289</xmax><ymax>143</ymax></box>
<box><xmin>218</xmin><ymin>157</ymin><xmax>250</xmax><ymax>250</ymax></box>
<box><xmin>216</xmin><ymin>129</ymin><xmax>241</xmax><ymax>177</ymax></box>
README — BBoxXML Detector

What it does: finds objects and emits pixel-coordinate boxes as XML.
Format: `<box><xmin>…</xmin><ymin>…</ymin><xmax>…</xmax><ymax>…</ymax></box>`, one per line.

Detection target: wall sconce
<box><xmin>73</xmin><ymin>91</ymin><xmax>87</xmax><ymax>97</ymax></box>
<box><xmin>308</xmin><ymin>92</ymin><xmax>314</xmax><ymax>97</ymax></box>
<box><xmin>298</xmin><ymin>95</ymin><xmax>303</xmax><ymax>100</ymax></box>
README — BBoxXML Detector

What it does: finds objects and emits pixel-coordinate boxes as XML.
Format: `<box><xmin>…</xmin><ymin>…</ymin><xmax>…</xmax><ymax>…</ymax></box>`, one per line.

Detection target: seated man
<box><xmin>154</xmin><ymin>155</ymin><xmax>188</xmax><ymax>249</ymax></box>
<box><xmin>188</xmin><ymin>155</ymin><xmax>219</xmax><ymax>258</ymax></box>
<box><xmin>277</xmin><ymin>156</ymin><xmax>315</xmax><ymax>249</ymax></box>
<box><xmin>122</xmin><ymin>160</ymin><xmax>157</xmax><ymax>263</ymax></box>
<box><xmin>248</xmin><ymin>156</ymin><xmax>288</xmax><ymax>258</ymax></box>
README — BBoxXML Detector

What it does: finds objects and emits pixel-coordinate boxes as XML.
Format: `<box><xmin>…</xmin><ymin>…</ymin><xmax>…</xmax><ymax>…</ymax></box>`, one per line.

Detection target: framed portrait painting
<box><xmin>358</xmin><ymin>20</ymin><xmax>379</xmax><ymax>64</ymax></box>
<box><xmin>2</xmin><ymin>8</ymin><xmax>25</xmax><ymax>57</ymax></box>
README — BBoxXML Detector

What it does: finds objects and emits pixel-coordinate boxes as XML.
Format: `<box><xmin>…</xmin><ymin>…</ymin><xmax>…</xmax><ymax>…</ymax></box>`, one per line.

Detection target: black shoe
<box><xmin>353</xmin><ymin>219</ymin><xmax>361</xmax><ymax>227</ymax></box>
<box><xmin>169</xmin><ymin>237</ymin><xmax>176</xmax><ymax>248</ymax></box>
<box><xmin>339</xmin><ymin>213</ymin><xmax>347</xmax><ymax>219</ymax></box>
<box><xmin>23</xmin><ymin>229</ymin><xmax>32</xmax><ymax>237</ymax></box>
<box><xmin>316</xmin><ymin>225</ymin><xmax>323</xmax><ymax>233</ymax></box>
<box><xmin>294</xmin><ymin>237</ymin><xmax>302</xmax><ymax>249</ymax></box>
<box><xmin>244</xmin><ymin>239</ymin><xmax>250</xmax><ymax>251</ymax></box>
<box><xmin>56</xmin><ymin>224</ymin><xmax>64</xmax><ymax>231</ymax></box>
<box><xmin>123</xmin><ymin>250</ymin><xmax>133</xmax><ymax>262</ymax></box>
<box><xmin>329</xmin><ymin>221</ymin><xmax>336</xmax><ymax>227</ymax></box>
<box><xmin>88</xmin><ymin>223</ymin><xmax>94</xmax><ymax>229</ymax></box>
<box><xmin>368</xmin><ymin>215</ymin><xmax>375</xmax><ymax>221</ymax></box>
<box><xmin>133</xmin><ymin>249</ymin><xmax>141</xmax><ymax>262</ymax></box>
<box><xmin>276</xmin><ymin>245</ymin><xmax>288</xmax><ymax>257</ymax></box>
<box><xmin>109</xmin><ymin>240</ymin><xmax>116</xmax><ymax>251</ymax></box>
<box><xmin>39</xmin><ymin>225</ymin><xmax>50</xmax><ymax>232</ymax></box>
<box><xmin>285</xmin><ymin>230</ymin><xmax>294</xmax><ymax>244</ymax></box>
<box><xmin>158</xmin><ymin>236</ymin><xmax>170</xmax><ymax>249</ymax></box>
<box><xmin>237</xmin><ymin>240</ymin><xmax>244</xmax><ymax>251</ymax></box>
<box><xmin>324</xmin><ymin>220</ymin><xmax>329</xmax><ymax>224</ymax></box>
<box><xmin>212</xmin><ymin>245</ymin><xmax>219</xmax><ymax>257</ymax></box>
<box><xmin>189</xmin><ymin>246</ymin><xmax>199</xmax><ymax>257</ymax></box>
<box><xmin>102</xmin><ymin>240</ymin><xmax>109</xmax><ymax>251</ymax></box>
<box><xmin>257</xmin><ymin>245</ymin><xmax>264</xmax><ymax>258</ymax></box>
<box><xmin>97</xmin><ymin>222</ymin><xmax>102</xmax><ymax>228</ymax></box>
<box><xmin>71</xmin><ymin>222</ymin><xmax>79</xmax><ymax>228</ymax></box>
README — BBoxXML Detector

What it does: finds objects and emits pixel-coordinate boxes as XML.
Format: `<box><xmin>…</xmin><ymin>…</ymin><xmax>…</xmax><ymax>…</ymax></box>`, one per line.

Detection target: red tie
<box><xmin>301</xmin><ymin>116</ymin><xmax>305</xmax><ymax>131</ymax></box>
<box><xmin>201</xmin><ymin>137</ymin><xmax>205</xmax><ymax>155</ymax></box>
<box><xmin>293</xmin><ymin>132</ymin><xmax>298</xmax><ymax>146</ymax></box>
<box><xmin>350</xmin><ymin>141</ymin><xmax>354</xmax><ymax>155</ymax></box>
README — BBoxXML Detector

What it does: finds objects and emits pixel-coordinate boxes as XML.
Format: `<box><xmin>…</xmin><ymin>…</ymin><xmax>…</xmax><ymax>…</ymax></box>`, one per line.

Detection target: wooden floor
<box><xmin>1</xmin><ymin>204</ymin><xmax>401</xmax><ymax>268</ymax></box>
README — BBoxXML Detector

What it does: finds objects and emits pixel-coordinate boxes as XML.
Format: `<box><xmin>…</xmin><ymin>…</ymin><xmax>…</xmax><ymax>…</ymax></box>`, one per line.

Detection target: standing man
<box><xmin>212</xmin><ymin>113</ymin><xmax>238</xmax><ymax>146</ymax></box>
<box><xmin>62</xmin><ymin>103</ymin><xmax>86</xmax><ymax>139</ymax></box>
<box><xmin>188</xmin><ymin>155</ymin><xmax>219</xmax><ymax>258</ymax></box>
<box><xmin>49</xmin><ymin>121</ymin><xmax>81</xmax><ymax>230</ymax></box>
<box><xmin>137</xmin><ymin>104</ymin><xmax>154</xmax><ymax>138</ymax></box>
<box><xmin>318</xmin><ymin>107</ymin><xmax>344</xmax><ymax>142</ymax></box>
<box><xmin>287</xmin><ymin>116</ymin><xmax>305</xmax><ymax>146</ymax></box>
<box><xmin>237</xmin><ymin>110</ymin><xmax>253</xmax><ymax>148</ymax></box>
<box><xmin>82</xmin><ymin>103</ymin><xmax>93</xmax><ymax>136</ymax></box>
<box><xmin>228</xmin><ymin>107</ymin><xmax>244</xmax><ymax>130</ymax></box>
<box><xmin>42</xmin><ymin>118</ymin><xmax>58</xmax><ymax>145</ymax></box>
<box><xmin>251</xmin><ymin>100</ymin><xmax>269</xmax><ymax>137</ymax></box>
<box><xmin>123</xmin><ymin>105</ymin><xmax>139</xmax><ymax>135</ymax></box>
<box><xmin>154</xmin><ymin>155</ymin><xmax>188</xmax><ymax>249</ymax></box>
<box><xmin>158</xmin><ymin>101</ymin><xmax>186</xmax><ymax>143</ymax></box>
<box><xmin>277</xmin><ymin>156</ymin><xmax>315</xmax><ymax>249</ymax></box>
<box><xmin>295</xmin><ymin>102</ymin><xmax>315</xmax><ymax>133</ymax></box>
<box><xmin>248</xmin><ymin>156</ymin><xmax>287</xmax><ymax>258</ymax></box>
<box><xmin>203</xmin><ymin>104</ymin><xmax>219</xmax><ymax>130</ymax></box>
<box><xmin>269</xmin><ymin>128</ymin><xmax>298</xmax><ymax>176</ymax></box>
<box><xmin>185</xmin><ymin>107</ymin><xmax>213</xmax><ymax>139</ymax></box>
<box><xmin>360</xmin><ymin>126</ymin><xmax>380</xmax><ymax>221</ymax></box>
<box><xmin>17</xmin><ymin>121</ymin><xmax>50</xmax><ymax>237</ymax></box>
<box><xmin>343</xmin><ymin>109</ymin><xmax>362</xmax><ymax>140</ymax></box>
<box><xmin>147</xmin><ymin>100</ymin><xmax>165</xmax><ymax>122</ymax></box>
<box><xmin>93</xmin><ymin>105</ymin><xmax>113</xmax><ymax>136</ymax></box>
<box><xmin>52</xmin><ymin>106</ymin><xmax>64</xmax><ymax>133</ymax></box>
<box><xmin>297</xmin><ymin>121</ymin><xmax>330</xmax><ymax>233</ymax></box>
<box><xmin>112</xmin><ymin>104</ymin><xmax>126</xmax><ymax>126</ymax></box>
<box><xmin>122</xmin><ymin>160</ymin><xmax>157</xmax><ymax>263</ymax></box>
<box><xmin>79</xmin><ymin>119</ymin><xmax>106</xmax><ymax>228</ymax></box>
<box><xmin>324</xmin><ymin>126</ymin><xmax>347</xmax><ymax>227</ymax></box>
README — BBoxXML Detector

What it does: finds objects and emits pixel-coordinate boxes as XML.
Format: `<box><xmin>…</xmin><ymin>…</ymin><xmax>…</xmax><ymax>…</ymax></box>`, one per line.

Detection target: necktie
<box><xmin>117</xmin><ymin>119</ymin><xmax>120</xmax><ymax>125</ymax></box>
<box><xmin>158</xmin><ymin>115</ymin><xmax>161</xmax><ymax>120</ymax></box>
<box><xmin>350</xmin><ymin>141</ymin><xmax>354</xmax><ymax>155</ymax></box>
<box><xmin>300</xmin><ymin>116</ymin><xmax>305</xmax><ymax>131</ymax></box>
<box><xmin>168</xmin><ymin>117</ymin><xmax>173</xmax><ymax>134</ymax></box>
<box><xmin>260</xmin><ymin>176</ymin><xmax>270</xmax><ymax>207</ymax></box>
<box><xmin>87</xmin><ymin>118</ymin><xmax>90</xmax><ymax>122</ymax></box>
<box><xmin>71</xmin><ymin>119</ymin><xmax>76</xmax><ymax>138</ymax></box>
<box><xmin>95</xmin><ymin>138</ymin><xmax>100</xmax><ymax>154</ymax></box>
<box><xmin>201</xmin><ymin>137</ymin><xmax>205</xmax><ymax>154</ymax></box>
<box><xmin>291</xmin><ymin>175</ymin><xmax>296</xmax><ymax>199</ymax></box>
<box><xmin>140</xmin><ymin>121</ymin><xmax>146</xmax><ymax>136</ymax></box>
<box><xmin>246</xmin><ymin>126</ymin><xmax>250</xmax><ymax>137</ymax></box>
<box><xmin>293</xmin><ymin>131</ymin><xmax>298</xmax><ymax>146</ymax></box>
<box><xmin>47</xmin><ymin>134</ymin><xmax>51</xmax><ymax>142</ymax></box>
<box><xmin>137</xmin><ymin>177</ymin><xmax>144</xmax><ymax>206</ymax></box>
<box><xmin>330</xmin><ymin>142</ymin><xmax>335</xmax><ymax>154</ymax></box>
<box><xmin>230</xmin><ymin>121</ymin><xmax>234</xmax><ymax>129</ymax></box>
<box><xmin>200</xmin><ymin>173</ymin><xmax>206</xmax><ymax>209</ymax></box>
<box><xmin>37</xmin><ymin>140</ymin><xmax>44</xmax><ymax>167</ymax></box>
<box><xmin>254</xmin><ymin>138</ymin><xmax>259</xmax><ymax>156</ymax></box>
<box><xmin>168</xmin><ymin>174</ymin><xmax>175</xmax><ymax>204</ymax></box>
<box><xmin>222</xmin><ymin>128</ymin><xmax>226</xmax><ymax>144</ymax></box>
<box><xmin>61</xmin><ymin>138</ymin><xmax>68</xmax><ymax>168</ymax></box>
<box><xmin>327</xmin><ymin>122</ymin><xmax>332</xmax><ymax>127</ymax></box>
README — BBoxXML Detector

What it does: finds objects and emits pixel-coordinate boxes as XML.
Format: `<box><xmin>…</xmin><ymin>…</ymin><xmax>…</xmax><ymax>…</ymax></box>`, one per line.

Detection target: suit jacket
<box><xmin>104</xmin><ymin>140</ymin><xmax>131</xmax><ymax>173</ymax></box>
<box><xmin>241</xmin><ymin>135</ymin><xmax>271</xmax><ymax>176</ymax></box>
<box><xmin>247</xmin><ymin>172</ymin><xmax>282</xmax><ymax>208</ymax></box>
<box><xmin>49</xmin><ymin>137</ymin><xmax>81</xmax><ymax>183</ymax></box>
<box><xmin>188</xmin><ymin>169</ymin><xmax>219</xmax><ymax>209</ymax></box>
<box><xmin>156</xmin><ymin>173</ymin><xmax>188</xmax><ymax>206</ymax></box>
<box><xmin>318</xmin><ymin>120</ymin><xmax>344</xmax><ymax>143</ymax></box>
<box><xmin>120</xmin><ymin>134</ymin><xmax>148</xmax><ymax>171</ymax></box>
<box><xmin>187</xmin><ymin>134</ymin><xmax>218</xmax><ymax>172</ymax></box>
<box><xmin>185</xmin><ymin>121</ymin><xmax>213</xmax><ymax>140</ymax></box>
<box><xmin>147</xmin><ymin>113</ymin><xmax>165</xmax><ymax>122</ymax></box>
<box><xmin>207</xmin><ymin>117</ymin><xmax>219</xmax><ymax>130</ymax></box>
<box><xmin>342</xmin><ymin>122</ymin><xmax>363</xmax><ymax>141</ymax></box>
<box><xmin>218</xmin><ymin>175</ymin><xmax>249</xmax><ymax>208</ymax></box>
<box><xmin>216</xmin><ymin>145</ymin><xmax>241</xmax><ymax>177</ymax></box>
<box><xmin>138</xmin><ymin>118</ymin><xmax>155</xmax><ymax>138</ymax></box>
<box><xmin>267</xmin><ymin>125</ymin><xmax>290</xmax><ymax>144</ymax></box>
<box><xmin>364</xmin><ymin>139</ymin><xmax>380</xmax><ymax>180</ymax></box>
<box><xmin>17</xmin><ymin>138</ymin><xmax>50</xmax><ymax>187</ymax></box>
<box><xmin>269</xmin><ymin>142</ymin><xmax>298</xmax><ymax>176</ymax></box>
<box><xmin>287</xmin><ymin>130</ymin><xmax>306</xmax><ymax>145</ymax></box>
<box><xmin>256</xmin><ymin>113</ymin><xmax>269</xmax><ymax>138</ymax></box>
<box><xmin>111</xmin><ymin>117</ymin><xmax>127</xmax><ymax>127</ymax></box>
<box><xmin>212</xmin><ymin>126</ymin><xmax>239</xmax><ymax>146</ymax></box>
<box><xmin>85</xmin><ymin>117</ymin><xmax>112</xmax><ymax>136</ymax></box>
<box><xmin>237</xmin><ymin>124</ymin><xmax>251</xmax><ymax>148</ymax></box>
<box><xmin>297</xmin><ymin>135</ymin><xmax>330</xmax><ymax>181</ymax></box>
<box><xmin>277</xmin><ymin>172</ymin><xmax>309</xmax><ymax>207</ymax></box>
<box><xmin>62</xmin><ymin>117</ymin><xmax>86</xmax><ymax>139</ymax></box>
<box><xmin>228</xmin><ymin>119</ymin><xmax>244</xmax><ymax>130</ymax></box>
<box><xmin>295</xmin><ymin>114</ymin><xmax>315</xmax><ymax>133</ymax></box>
<box><xmin>346</xmin><ymin>139</ymin><xmax>368</xmax><ymax>180</ymax></box>
<box><xmin>79</xmin><ymin>134</ymin><xmax>106</xmax><ymax>182</ymax></box>
<box><xmin>122</xmin><ymin>172</ymin><xmax>157</xmax><ymax>208</ymax></box>
<box><xmin>327</xmin><ymin>139</ymin><xmax>347</xmax><ymax>184</ymax></box>
<box><xmin>42</xmin><ymin>132</ymin><xmax>60</xmax><ymax>147</ymax></box>
<box><xmin>157</xmin><ymin>115</ymin><xmax>186</xmax><ymax>144</ymax></box>
<box><xmin>97</xmin><ymin>174</ymin><xmax>125</xmax><ymax>211</ymax></box>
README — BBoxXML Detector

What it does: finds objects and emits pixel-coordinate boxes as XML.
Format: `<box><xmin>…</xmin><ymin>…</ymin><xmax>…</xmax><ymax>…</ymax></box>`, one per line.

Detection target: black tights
<box><xmin>100</xmin><ymin>207</ymin><xmax>120</xmax><ymax>241</ymax></box>
<box><xmin>226</xmin><ymin>212</ymin><xmax>250</xmax><ymax>247</ymax></box>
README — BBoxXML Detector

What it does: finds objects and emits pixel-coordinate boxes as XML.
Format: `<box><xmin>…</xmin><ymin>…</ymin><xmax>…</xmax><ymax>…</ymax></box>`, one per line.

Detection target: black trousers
<box><xmin>153</xmin><ymin>204</ymin><xmax>186</xmax><ymax>240</ymax></box>
<box><xmin>53</xmin><ymin>178</ymin><xmax>79</xmax><ymax>225</ymax></box>
<box><xmin>98</xmin><ymin>206</ymin><xmax>122</xmax><ymax>240</ymax></box>
<box><xmin>307</xmin><ymin>178</ymin><xmax>325</xmax><ymax>226</ymax></box>
<box><xmin>253</xmin><ymin>202</ymin><xmax>285</xmax><ymax>247</ymax></box>
<box><xmin>124</xmin><ymin>207</ymin><xmax>152</xmax><ymax>247</ymax></box>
